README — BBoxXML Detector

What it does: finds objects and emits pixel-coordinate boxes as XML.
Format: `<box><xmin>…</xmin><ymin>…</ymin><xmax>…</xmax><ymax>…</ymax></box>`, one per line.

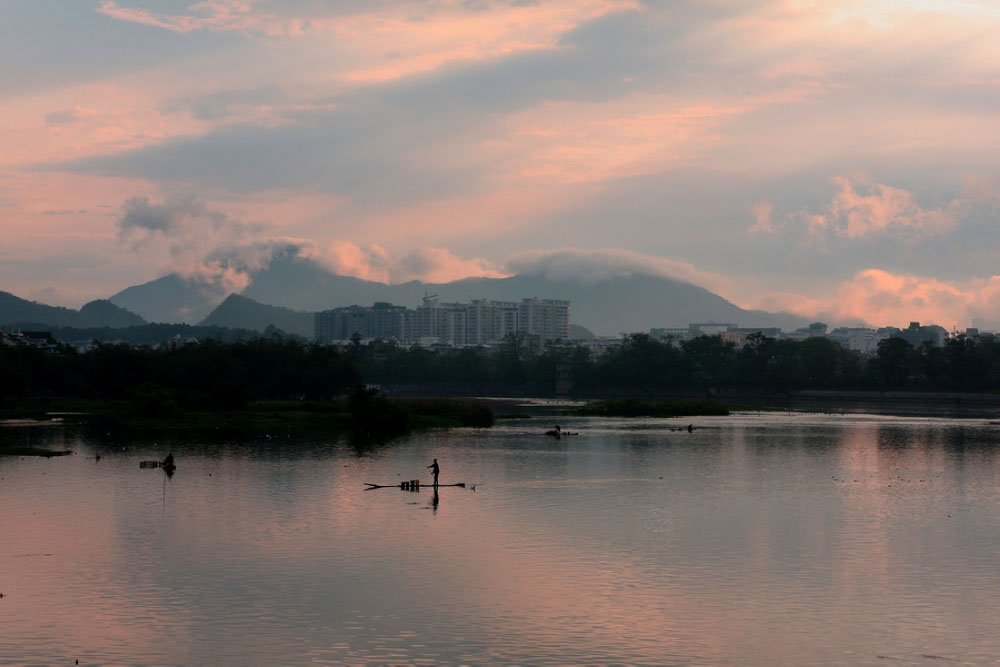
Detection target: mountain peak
<box><xmin>199</xmin><ymin>293</ymin><xmax>313</xmax><ymax>337</ymax></box>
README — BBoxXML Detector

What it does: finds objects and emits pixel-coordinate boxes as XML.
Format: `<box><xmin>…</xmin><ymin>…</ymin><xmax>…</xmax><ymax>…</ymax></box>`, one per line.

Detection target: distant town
<box><xmin>1</xmin><ymin>294</ymin><xmax>990</xmax><ymax>356</ymax></box>
<box><xmin>311</xmin><ymin>296</ymin><xmax>981</xmax><ymax>356</ymax></box>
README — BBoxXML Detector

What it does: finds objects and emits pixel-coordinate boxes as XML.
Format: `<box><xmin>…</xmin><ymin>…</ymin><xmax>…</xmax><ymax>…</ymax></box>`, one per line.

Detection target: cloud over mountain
<box><xmin>506</xmin><ymin>248</ymin><xmax>732</xmax><ymax>293</ymax></box>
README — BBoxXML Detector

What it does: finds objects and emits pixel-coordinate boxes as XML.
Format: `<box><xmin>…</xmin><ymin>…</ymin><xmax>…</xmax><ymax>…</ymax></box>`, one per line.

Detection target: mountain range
<box><xmin>109</xmin><ymin>254</ymin><xmax>807</xmax><ymax>336</ymax></box>
<box><xmin>1</xmin><ymin>291</ymin><xmax>145</xmax><ymax>329</ymax></box>
<box><xmin>4</xmin><ymin>255</ymin><xmax>809</xmax><ymax>337</ymax></box>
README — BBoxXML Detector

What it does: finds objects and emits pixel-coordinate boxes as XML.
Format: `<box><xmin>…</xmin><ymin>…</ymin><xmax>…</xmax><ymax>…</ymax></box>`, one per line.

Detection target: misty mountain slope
<box><xmin>109</xmin><ymin>274</ymin><xmax>225</xmax><ymax>324</ymax></box>
<box><xmin>199</xmin><ymin>294</ymin><xmax>314</xmax><ymax>338</ymax></box>
<box><xmin>111</xmin><ymin>255</ymin><xmax>807</xmax><ymax>334</ymax></box>
<box><xmin>240</xmin><ymin>255</ymin><xmax>806</xmax><ymax>335</ymax></box>
<box><xmin>240</xmin><ymin>253</ymin><xmax>430</xmax><ymax>309</ymax></box>
<box><xmin>433</xmin><ymin>273</ymin><xmax>808</xmax><ymax>334</ymax></box>
<box><xmin>1</xmin><ymin>291</ymin><xmax>146</xmax><ymax>329</ymax></box>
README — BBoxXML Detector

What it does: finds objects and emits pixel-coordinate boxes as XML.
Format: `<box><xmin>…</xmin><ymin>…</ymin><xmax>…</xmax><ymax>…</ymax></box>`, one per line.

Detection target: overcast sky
<box><xmin>1</xmin><ymin>0</ymin><xmax>998</xmax><ymax>328</ymax></box>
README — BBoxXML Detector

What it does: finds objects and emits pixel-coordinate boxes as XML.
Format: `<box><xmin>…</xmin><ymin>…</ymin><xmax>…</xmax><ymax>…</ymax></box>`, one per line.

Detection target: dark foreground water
<box><xmin>2</xmin><ymin>412</ymin><xmax>1000</xmax><ymax>664</ymax></box>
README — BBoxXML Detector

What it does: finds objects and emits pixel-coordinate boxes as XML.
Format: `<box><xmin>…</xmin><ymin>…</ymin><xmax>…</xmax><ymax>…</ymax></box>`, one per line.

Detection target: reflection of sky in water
<box><xmin>2</xmin><ymin>414</ymin><xmax>1000</xmax><ymax>663</ymax></box>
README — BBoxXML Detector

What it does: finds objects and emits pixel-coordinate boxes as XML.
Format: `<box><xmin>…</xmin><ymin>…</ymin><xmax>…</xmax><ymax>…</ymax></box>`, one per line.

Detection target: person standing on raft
<box><xmin>427</xmin><ymin>458</ymin><xmax>440</xmax><ymax>487</ymax></box>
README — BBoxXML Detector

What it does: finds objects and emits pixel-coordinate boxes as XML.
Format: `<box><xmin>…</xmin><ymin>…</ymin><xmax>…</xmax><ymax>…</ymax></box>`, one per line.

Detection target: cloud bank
<box><xmin>751</xmin><ymin>270</ymin><xmax>1000</xmax><ymax>331</ymax></box>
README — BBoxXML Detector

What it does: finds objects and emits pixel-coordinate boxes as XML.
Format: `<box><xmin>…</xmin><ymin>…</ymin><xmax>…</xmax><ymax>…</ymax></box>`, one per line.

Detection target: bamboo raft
<box><xmin>140</xmin><ymin>460</ymin><xmax>174</xmax><ymax>470</ymax></box>
<box><xmin>365</xmin><ymin>481</ymin><xmax>466</xmax><ymax>490</ymax></box>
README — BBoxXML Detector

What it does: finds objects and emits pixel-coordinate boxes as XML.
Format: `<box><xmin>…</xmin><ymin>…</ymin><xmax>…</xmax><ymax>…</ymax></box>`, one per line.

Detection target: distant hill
<box><xmin>1</xmin><ymin>290</ymin><xmax>81</xmax><ymax>327</ymax></box>
<box><xmin>1</xmin><ymin>291</ymin><xmax>146</xmax><ymax>329</ymax></box>
<box><xmin>109</xmin><ymin>255</ymin><xmax>808</xmax><ymax>335</ymax></box>
<box><xmin>199</xmin><ymin>294</ymin><xmax>314</xmax><ymax>338</ymax></box>
<box><xmin>569</xmin><ymin>324</ymin><xmax>594</xmax><ymax>339</ymax></box>
<box><xmin>78</xmin><ymin>299</ymin><xmax>146</xmax><ymax>328</ymax></box>
<box><xmin>109</xmin><ymin>274</ymin><xmax>225</xmax><ymax>324</ymax></box>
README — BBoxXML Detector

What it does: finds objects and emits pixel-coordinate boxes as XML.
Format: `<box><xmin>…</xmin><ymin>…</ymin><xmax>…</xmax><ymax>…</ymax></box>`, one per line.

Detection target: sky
<box><xmin>1</xmin><ymin>0</ymin><xmax>998</xmax><ymax>328</ymax></box>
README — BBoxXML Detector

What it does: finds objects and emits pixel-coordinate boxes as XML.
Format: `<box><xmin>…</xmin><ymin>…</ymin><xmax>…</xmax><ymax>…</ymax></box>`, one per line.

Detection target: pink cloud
<box><xmin>498</xmin><ymin>98</ymin><xmax>752</xmax><ymax>186</ymax></box>
<box><xmin>390</xmin><ymin>247</ymin><xmax>506</xmax><ymax>284</ymax></box>
<box><xmin>96</xmin><ymin>1</ymin><xmax>293</xmax><ymax>37</ymax></box>
<box><xmin>749</xmin><ymin>269</ymin><xmax>1000</xmax><ymax>329</ymax></box>
<box><xmin>298</xmin><ymin>240</ymin><xmax>391</xmax><ymax>283</ymax></box>
<box><xmin>772</xmin><ymin>176</ymin><xmax>967</xmax><ymax>242</ymax></box>
<box><xmin>96</xmin><ymin>0</ymin><xmax>638</xmax><ymax>84</ymax></box>
<box><xmin>747</xmin><ymin>200</ymin><xmax>775</xmax><ymax>234</ymax></box>
<box><xmin>827</xmin><ymin>176</ymin><xmax>957</xmax><ymax>239</ymax></box>
<box><xmin>298</xmin><ymin>242</ymin><xmax>506</xmax><ymax>285</ymax></box>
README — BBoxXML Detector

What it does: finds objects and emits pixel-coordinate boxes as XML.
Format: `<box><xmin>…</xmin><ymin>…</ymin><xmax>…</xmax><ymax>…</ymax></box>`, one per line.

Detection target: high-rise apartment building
<box><xmin>315</xmin><ymin>297</ymin><xmax>570</xmax><ymax>345</ymax></box>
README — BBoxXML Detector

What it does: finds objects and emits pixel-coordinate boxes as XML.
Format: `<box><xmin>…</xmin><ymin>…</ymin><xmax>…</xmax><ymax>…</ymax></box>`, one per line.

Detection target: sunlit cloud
<box><xmin>747</xmin><ymin>200</ymin><xmax>775</xmax><ymax>234</ymax></box>
<box><xmin>753</xmin><ymin>176</ymin><xmax>992</xmax><ymax>242</ymax></box>
<box><xmin>96</xmin><ymin>1</ymin><xmax>299</xmax><ymax>37</ymax></box>
<box><xmin>43</xmin><ymin>106</ymin><xmax>98</xmax><ymax>126</ymax></box>
<box><xmin>816</xmin><ymin>176</ymin><xmax>958</xmax><ymax>239</ymax></box>
<box><xmin>749</xmin><ymin>269</ymin><xmax>1000</xmax><ymax>330</ymax></box>
<box><xmin>273</xmin><ymin>241</ymin><xmax>506</xmax><ymax>286</ymax></box>
<box><xmin>390</xmin><ymin>247</ymin><xmax>507</xmax><ymax>284</ymax></box>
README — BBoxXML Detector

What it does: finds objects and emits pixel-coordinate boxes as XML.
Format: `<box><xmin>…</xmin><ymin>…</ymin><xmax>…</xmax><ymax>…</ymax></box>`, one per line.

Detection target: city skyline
<box><xmin>2</xmin><ymin>1</ymin><xmax>998</xmax><ymax>328</ymax></box>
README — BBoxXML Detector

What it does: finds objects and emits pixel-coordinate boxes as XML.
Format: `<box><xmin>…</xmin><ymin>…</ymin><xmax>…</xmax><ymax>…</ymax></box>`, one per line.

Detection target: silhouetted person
<box><xmin>427</xmin><ymin>458</ymin><xmax>440</xmax><ymax>487</ymax></box>
<box><xmin>162</xmin><ymin>453</ymin><xmax>175</xmax><ymax>468</ymax></box>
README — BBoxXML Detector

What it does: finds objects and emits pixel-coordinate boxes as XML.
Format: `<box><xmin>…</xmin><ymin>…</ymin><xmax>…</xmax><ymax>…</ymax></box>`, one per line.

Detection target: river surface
<box><xmin>2</xmin><ymin>412</ymin><xmax>1000</xmax><ymax>664</ymax></box>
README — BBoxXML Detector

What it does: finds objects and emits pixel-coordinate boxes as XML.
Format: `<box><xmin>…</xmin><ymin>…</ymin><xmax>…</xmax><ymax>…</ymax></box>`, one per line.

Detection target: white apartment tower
<box><xmin>519</xmin><ymin>298</ymin><xmax>570</xmax><ymax>343</ymax></box>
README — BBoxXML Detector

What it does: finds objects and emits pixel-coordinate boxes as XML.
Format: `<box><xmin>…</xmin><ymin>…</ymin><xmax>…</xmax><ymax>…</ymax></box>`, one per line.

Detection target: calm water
<box><xmin>2</xmin><ymin>412</ymin><xmax>1000</xmax><ymax>664</ymax></box>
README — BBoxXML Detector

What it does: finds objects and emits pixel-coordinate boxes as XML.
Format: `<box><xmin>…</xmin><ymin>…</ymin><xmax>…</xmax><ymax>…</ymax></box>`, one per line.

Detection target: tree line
<box><xmin>3</xmin><ymin>332</ymin><xmax>1000</xmax><ymax>410</ymax></box>
<box><xmin>358</xmin><ymin>332</ymin><xmax>1000</xmax><ymax>393</ymax></box>
<box><xmin>0</xmin><ymin>338</ymin><xmax>360</xmax><ymax>409</ymax></box>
